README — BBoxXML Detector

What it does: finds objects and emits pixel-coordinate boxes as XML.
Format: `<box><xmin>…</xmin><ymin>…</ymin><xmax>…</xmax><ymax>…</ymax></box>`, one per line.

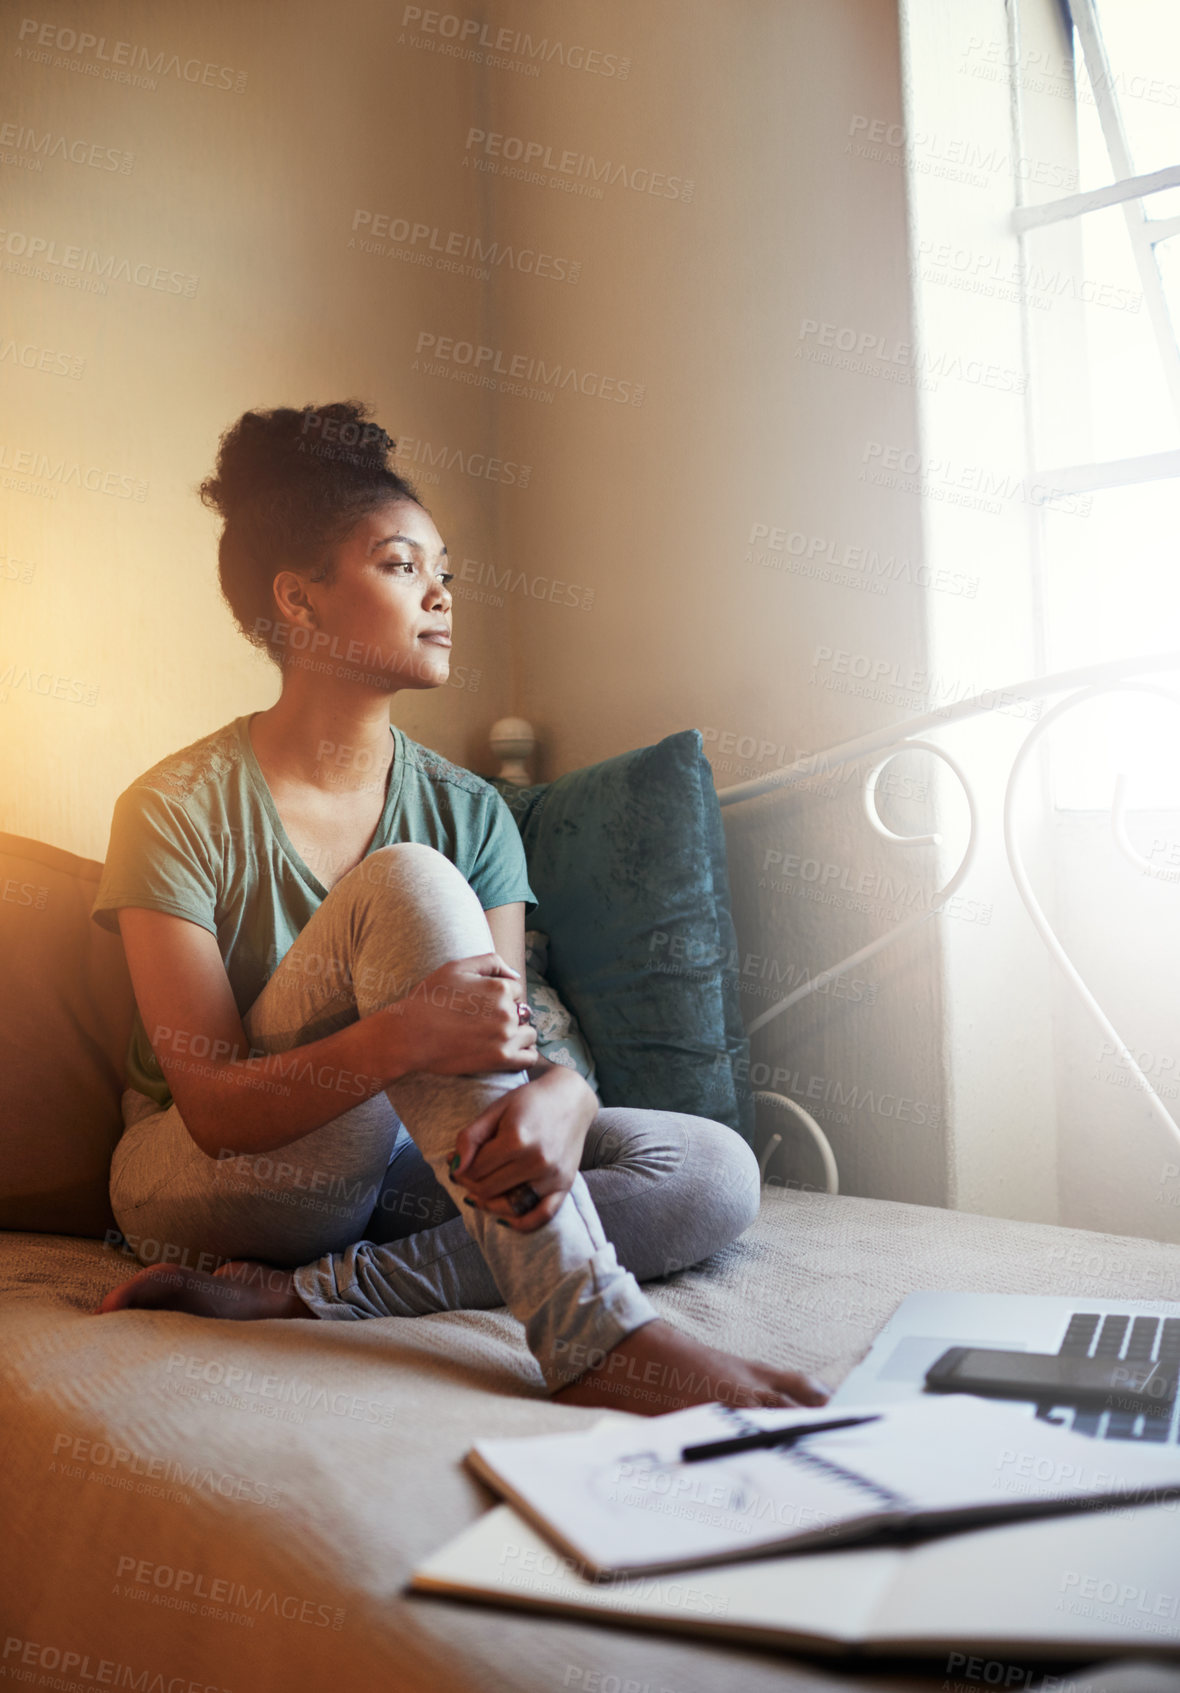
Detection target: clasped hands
<box><xmin>384</xmin><ymin>951</ymin><xmax>598</xmax><ymax>1232</ymax></box>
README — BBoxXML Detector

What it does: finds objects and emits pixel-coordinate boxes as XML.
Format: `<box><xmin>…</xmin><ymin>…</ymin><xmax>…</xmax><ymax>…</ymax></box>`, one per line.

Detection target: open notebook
<box><xmin>459</xmin><ymin>1395</ymin><xmax>1180</xmax><ymax>1579</ymax></box>
<box><xmin>410</xmin><ymin>1496</ymin><xmax>1180</xmax><ymax>1661</ymax></box>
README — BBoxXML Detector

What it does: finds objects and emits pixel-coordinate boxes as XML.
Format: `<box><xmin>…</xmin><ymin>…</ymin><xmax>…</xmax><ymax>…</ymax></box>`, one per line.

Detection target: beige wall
<box><xmin>0</xmin><ymin>0</ymin><xmax>514</xmax><ymax>857</ymax></box>
<box><xmin>0</xmin><ymin>0</ymin><xmax>921</xmax><ymax>827</ymax></box>
<box><xmin>1</xmin><ymin>0</ymin><xmax>960</xmax><ymax>1206</ymax></box>
<box><xmin>485</xmin><ymin>0</ymin><xmax>926</xmax><ymax>780</ymax></box>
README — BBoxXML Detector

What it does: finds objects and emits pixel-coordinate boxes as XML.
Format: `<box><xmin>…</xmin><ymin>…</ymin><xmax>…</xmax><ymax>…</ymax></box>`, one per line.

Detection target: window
<box><xmin>1018</xmin><ymin>0</ymin><xmax>1180</xmax><ymax>806</ymax></box>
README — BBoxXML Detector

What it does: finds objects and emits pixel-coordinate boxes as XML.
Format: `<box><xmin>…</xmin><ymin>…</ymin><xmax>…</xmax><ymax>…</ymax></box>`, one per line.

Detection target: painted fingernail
<box><xmin>462</xmin><ymin>1198</ymin><xmax>477</xmax><ymax>1208</ymax></box>
<box><xmin>496</xmin><ymin>1219</ymin><xmax>511</xmax><ymax>1229</ymax></box>
<box><xmin>449</xmin><ymin>1154</ymin><xmax>460</xmax><ymax>1173</ymax></box>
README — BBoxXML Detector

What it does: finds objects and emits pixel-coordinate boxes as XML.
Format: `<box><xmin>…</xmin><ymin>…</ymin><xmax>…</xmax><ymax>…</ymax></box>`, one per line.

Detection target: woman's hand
<box><xmin>378</xmin><ymin>953</ymin><xmax>538</xmax><ymax>1080</ymax></box>
<box><xmin>449</xmin><ymin>1065</ymin><xmax>598</xmax><ymax>1233</ymax></box>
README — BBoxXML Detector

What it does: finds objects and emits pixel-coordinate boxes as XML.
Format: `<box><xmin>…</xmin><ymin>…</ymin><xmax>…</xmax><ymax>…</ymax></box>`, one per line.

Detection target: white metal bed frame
<box><xmin>720</xmin><ymin>3</ymin><xmax>1173</xmax><ymax>1197</ymax></box>
<box><xmin>714</xmin><ymin>650</ymin><xmax>1180</xmax><ymax>1193</ymax></box>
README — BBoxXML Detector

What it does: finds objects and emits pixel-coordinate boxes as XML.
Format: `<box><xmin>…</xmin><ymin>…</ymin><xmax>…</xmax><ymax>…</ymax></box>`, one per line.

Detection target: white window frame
<box><xmin>1012</xmin><ymin>0</ymin><xmax>1180</xmax><ymax>498</ymax></box>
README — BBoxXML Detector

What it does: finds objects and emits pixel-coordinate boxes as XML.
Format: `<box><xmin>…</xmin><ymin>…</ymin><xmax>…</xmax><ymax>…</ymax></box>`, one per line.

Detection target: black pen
<box><xmin>680</xmin><ymin>1413</ymin><xmax>882</xmax><ymax>1464</ymax></box>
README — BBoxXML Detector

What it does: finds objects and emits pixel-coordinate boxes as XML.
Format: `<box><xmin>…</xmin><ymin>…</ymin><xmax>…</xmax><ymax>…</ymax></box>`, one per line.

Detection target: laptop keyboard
<box><xmin>1035</xmin><ymin>1311</ymin><xmax>1180</xmax><ymax>1442</ymax></box>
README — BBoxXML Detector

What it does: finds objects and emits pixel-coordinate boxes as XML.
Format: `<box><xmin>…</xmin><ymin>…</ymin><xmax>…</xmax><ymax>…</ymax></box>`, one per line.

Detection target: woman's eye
<box><xmin>381</xmin><ymin>560</ymin><xmax>451</xmax><ymax>587</ymax></box>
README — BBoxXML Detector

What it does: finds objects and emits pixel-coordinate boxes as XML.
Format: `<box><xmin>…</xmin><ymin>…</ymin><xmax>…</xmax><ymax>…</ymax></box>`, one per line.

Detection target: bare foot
<box><xmin>551</xmin><ymin>1318</ymin><xmax>832</xmax><ymax>1415</ymax></box>
<box><xmin>96</xmin><ymin>1261</ymin><xmax>309</xmax><ymax>1320</ymax></box>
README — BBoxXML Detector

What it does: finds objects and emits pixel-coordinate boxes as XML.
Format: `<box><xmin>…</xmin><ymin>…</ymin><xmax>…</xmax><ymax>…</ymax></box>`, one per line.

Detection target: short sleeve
<box><xmin>90</xmin><ymin>785</ymin><xmax>219</xmax><ymax>937</ymax></box>
<box><xmin>464</xmin><ymin>789</ymin><xmax>537</xmax><ymax>914</ymax></box>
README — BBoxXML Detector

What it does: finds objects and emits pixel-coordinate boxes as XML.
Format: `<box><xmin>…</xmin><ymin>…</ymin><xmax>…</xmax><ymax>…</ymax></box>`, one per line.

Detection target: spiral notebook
<box><xmin>410</xmin><ymin>1497</ymin><xmax>1180</xmax><ymax>1661</ymax></box>
<box><xmin>458</xmin><ymin>1394</ymin><xmax>1180</xmax><ymax>1580</ymax></box>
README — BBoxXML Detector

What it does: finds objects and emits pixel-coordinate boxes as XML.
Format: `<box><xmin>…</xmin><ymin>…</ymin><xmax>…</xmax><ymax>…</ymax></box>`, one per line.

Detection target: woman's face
<box><xmin>286</xmin><ymin>497</ymin><xmax>454</xmax><ymax>694</ymax></box>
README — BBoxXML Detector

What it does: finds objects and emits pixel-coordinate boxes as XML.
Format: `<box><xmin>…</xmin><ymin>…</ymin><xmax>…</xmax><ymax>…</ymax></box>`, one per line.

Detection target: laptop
<box><xmin>828</xmin><ymin>1291</ymin><xmax>1180</xmax><ymax>1443</ymax></box>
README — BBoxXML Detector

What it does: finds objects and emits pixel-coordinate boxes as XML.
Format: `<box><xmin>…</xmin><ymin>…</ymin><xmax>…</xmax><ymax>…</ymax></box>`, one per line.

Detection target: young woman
<box><xmin>93</xmin><ymin>400</ymin><xmax>831</xmax><ymax>1417</ymax></box>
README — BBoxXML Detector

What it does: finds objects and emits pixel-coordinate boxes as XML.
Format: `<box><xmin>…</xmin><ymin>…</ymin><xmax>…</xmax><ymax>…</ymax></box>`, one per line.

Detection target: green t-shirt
<box><xmin>91</xmin><ymin>713</ymin><xmax>536</xmax><ymax>1109</ymax></box>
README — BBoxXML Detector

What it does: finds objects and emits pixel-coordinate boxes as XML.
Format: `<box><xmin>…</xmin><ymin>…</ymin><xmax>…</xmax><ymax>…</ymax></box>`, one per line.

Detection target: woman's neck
<box><xmin>249</xmin><ymin>680</ymin><xmax>395</xmax><ymax>793</ymax></box>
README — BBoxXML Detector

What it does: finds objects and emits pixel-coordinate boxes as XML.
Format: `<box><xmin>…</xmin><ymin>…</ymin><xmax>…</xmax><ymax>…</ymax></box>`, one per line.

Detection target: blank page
<box><xmin>411</xmin><ymin>1502</ymin><xmax>903</xmax><ymax>1651</ymax></box>
<box><xmin>866</xmin><ymin>1503</ymin><xmax>1180</xmax><ymax>1655</ymax></box>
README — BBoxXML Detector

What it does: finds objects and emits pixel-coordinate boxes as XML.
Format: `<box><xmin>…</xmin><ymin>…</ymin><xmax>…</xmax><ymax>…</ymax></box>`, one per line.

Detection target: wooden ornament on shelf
<box><xmin>489</xmin><ymin>717</ymin><xmax>537</xmax><ymax>787</ymax></box>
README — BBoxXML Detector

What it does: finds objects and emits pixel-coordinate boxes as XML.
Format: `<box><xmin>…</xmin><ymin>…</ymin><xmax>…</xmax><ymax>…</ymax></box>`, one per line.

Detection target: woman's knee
<box><xmin>587</xmin><ymin>1108</ymin><xmax>761</xmax><ymax>1272</ymax></box>
<box><xmin>107</xmin><ymin>1206</ymin><xmax>226</xmax><ymax>1276</ymax></box>
<box><xmin>339</xmin><ymin>843</ymin><xmax>490</xmax><ymax>958</ymax></box>
<box><xmin>676</xmin><ymin>1115</ymin><xmax>762</xmax><ymax>1245</ymax></box>
<box><xmin>348</xmin><ymin>842</ymin><xmax>466</xmax><ymax>897</ymax></box>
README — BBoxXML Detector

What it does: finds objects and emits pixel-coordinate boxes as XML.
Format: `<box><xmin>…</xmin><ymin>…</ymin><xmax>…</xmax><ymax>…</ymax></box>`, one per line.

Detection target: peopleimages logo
<box><xmin>351</xmin><ymin>209</ymin><xmax>580</xmax><ymax>283</ymax></box>
<box><xmin>413</xmin><ymin>331</ymin><xmax>646</xmax><ymax>405</ymax></box>
<box><xmin>0</xmin><ymin>1639</ymin><xmax>229</xmax><ymax>1687</ymax></box>
<box><xmin>249</xmin><ymin>616</ymin><xmax>481</xmax><ymax>692</ymax></box>
<box><xmin>917</xmin><ymin>240</ymin><xmax>1141</xmax><ymax>316</ymax></box>
<box><xmin>746</xmin><ymin>521</ymin><xmax>978</xmax><ymax>599</ymax></box>
<box><xmin>0</xmin><ymin>121</ymin><xmax>134</xmax><ymax>173</ymax></box>
<box><xmin>0</xmin><ymin>227</ymin><xmax>198</xmax><ymax>296</ymax></box>
<box><xmin>464</xmin><ymin>128</ymin><xmax>694</xmax><ymax>201</ymax></box>
<box><xmin>114</xmin><ymin>1554</ymin><xmax>345</xmax><ymax>1629</ymax></box>
<box><xmin>811</xmin><ymin>644</ymin><xmax>1042</xmax><ymax>722</ymax></box>
<box><xmin>796</xmin><ymin>318</ymin><xmax>1026</xmax><ymax>396</ymax></box>
<box><xmin>16</xmin><ymin>17</ymin><xmax>247</xmax><ymax>91</ymax></box>
<box><xmin>961</xmin><ymin>35</ymin><xmax>1180</xmax><ymax>111</ymax></box>
<box><xmin>0</xmin><ymin>440</ymin><xmax>147</xmax><ymax>500</ymax></box>
<box><xmin>393</xmin><ymin>435</ymin><xmax>532</xmax><ymax>489</ymax></box>
<box><xmin>846</xmin><ymin>113</ymin><xmax>1077</xmax><ymax>190</ymax></box>
<box><xmin>13</xmin><ymin>17</ymin><xmax>248</xmax><ymax>90</ymax></box>
<box><xmin>454</xmin><ymin>555</ymin><xmax>595</xmax><ymax>611</ymax></box>
<box><xmin>0</xmin><ymin>336</ymin><xmax>84</xmax><ymax>379</ymax></box>
<box><xmin>0</xmin><ymin>663</ymin><xmax>99</xmax><ymax>706</ymax></box>
<box><xmin>51</xmin><ymin>1431</ymin><xmax>281</xmax><ymax>1508</ymax></box>
<box><xmin>398</xmin><ymin>8</ymin><xmax>630</xmax><ymax>78</ymax></box>
<box><xmin>859</xmin><ymin>440</ymin><xmax>1092</xmax><ymax>518</ymax></box>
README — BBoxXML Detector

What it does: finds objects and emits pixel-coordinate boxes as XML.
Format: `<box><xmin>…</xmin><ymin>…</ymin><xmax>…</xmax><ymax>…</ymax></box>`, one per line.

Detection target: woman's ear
<box><xmin>271</xmin><ymin>569</ymin><xmax>317</xmax><ymax>632</ymax></box>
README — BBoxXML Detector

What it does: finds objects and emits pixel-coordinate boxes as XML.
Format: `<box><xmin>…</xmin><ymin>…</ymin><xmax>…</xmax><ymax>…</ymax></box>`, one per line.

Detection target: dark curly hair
<box><xmin>198</xmin><ymin>400</ymin><xmax>424</xmax><ymax>668</ymax></box>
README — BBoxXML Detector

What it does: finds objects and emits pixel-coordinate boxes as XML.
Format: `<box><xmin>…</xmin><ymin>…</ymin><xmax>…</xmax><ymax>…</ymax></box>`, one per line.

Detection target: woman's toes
<box><xmin>97</xmin><ymin>1264</ymin><xmax>244</xmax><ymax>1316</ymax></box>
<box><xmin>213</xmin><ymin>1260</ymin><xmax>301</xmax><ymax>1300</ymax></box>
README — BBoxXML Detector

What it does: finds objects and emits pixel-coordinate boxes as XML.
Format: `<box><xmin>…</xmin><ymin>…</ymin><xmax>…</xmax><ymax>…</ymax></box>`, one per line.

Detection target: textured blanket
<box><xmin>2</xmin><ymin>1188</ymin><xmax>1177</xmax><ymax>1692</ymax></box>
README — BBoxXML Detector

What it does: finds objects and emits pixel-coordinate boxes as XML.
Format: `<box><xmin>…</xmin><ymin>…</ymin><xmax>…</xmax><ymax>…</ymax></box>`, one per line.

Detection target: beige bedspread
<box><xmin>2</xmin><ymin>1187</ymin><xmax>1178</xmax><ymax>1693</ymax></box>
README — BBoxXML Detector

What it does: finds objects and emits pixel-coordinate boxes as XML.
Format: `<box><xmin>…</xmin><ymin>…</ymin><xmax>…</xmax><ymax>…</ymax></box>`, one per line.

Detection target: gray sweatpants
<box><xmin>108</xmin><ymin>843</ymin><xmax>762</xmax><ymax>1390</ymax></box>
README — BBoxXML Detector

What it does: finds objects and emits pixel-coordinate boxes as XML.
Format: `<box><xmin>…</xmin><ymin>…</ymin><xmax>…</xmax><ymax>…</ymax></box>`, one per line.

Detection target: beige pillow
<box><xmin>0</xmin><ymin>833</ymin><xmax>135</xmax><ymax>1237</ymax></box>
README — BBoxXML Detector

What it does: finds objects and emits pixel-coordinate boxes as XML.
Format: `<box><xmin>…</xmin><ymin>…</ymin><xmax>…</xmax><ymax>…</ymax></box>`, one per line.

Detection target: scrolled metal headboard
<box><xmin>714</xmin><ymin>651</ymin><xmax>1180</xmax><ymax>1192</ymax></box>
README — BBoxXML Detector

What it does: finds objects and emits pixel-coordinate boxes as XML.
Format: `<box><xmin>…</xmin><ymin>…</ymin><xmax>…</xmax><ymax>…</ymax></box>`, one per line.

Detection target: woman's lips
<box><xmin>419</xmin><ymin>631</ymin><xmax>452</xmax><ymax>647</ymax></box>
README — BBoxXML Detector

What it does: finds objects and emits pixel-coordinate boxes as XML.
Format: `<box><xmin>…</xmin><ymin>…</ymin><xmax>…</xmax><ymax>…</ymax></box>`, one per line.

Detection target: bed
<box><xmin>3</xmin><ymin>660</ymin><xmax>1179</xmax><ymax>1690</ymax></box>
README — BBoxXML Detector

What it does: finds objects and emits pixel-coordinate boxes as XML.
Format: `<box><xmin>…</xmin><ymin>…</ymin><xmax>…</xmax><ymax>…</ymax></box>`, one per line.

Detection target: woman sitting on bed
<box><xmin>93</xmin><ymin>399</ymin><xmax>831</xmax><ymax>1418</ymax></box>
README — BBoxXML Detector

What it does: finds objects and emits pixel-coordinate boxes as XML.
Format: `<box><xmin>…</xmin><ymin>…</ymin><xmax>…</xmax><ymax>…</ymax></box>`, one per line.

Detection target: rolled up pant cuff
<box><xmin>538</xmin><ymin>1283</ymin><xmax>661</xmax><ymax>1393</ymax></box>
<box><xmin>291</xmin><ymin>1257</ymin><xmax>398</xmax><ymax>1321</ymax></box>
<box><xmin>290</xmin><ymin>1175</ymin><xmax>663</xmax><ymax>1392</ymax></box>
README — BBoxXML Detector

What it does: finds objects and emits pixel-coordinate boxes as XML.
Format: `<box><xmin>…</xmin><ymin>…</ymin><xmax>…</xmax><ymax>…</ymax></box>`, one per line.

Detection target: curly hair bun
<box><xmin>198</xmin><ymin>400</ymin><xmax>422</xmax><ymax>668</ymax></box>
<box><xmin>199</xmin><ymin>400</ymin><xmax>399</xmax><ymax>520</ymax></box>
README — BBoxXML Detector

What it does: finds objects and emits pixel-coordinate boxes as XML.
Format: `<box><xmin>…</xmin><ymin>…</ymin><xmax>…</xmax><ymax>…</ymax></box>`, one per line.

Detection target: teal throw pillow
<box><xmin>495</xmin><ymin>731</ymin><xmax>753</xmax><ymax>1140</ymax></box>
<box><xmin>524</xmin><ymin>930</ymin><xmax>600</xmax><ymax>1095</ymax></box>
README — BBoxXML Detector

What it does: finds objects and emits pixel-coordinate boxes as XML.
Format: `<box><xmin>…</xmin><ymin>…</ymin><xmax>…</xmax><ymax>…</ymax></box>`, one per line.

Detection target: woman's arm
<box><xmin>485</xmin><ymin>902</ymin><xmax>527</xmax><ymax>987</ymax></box>
<box><xmin>484</xmin><ymin>902</ymin><xmax>554</xmax><ymax>1083</ymax></box>
<box><xmin>453</xmin><ymin>905</ymin><xmax>599</xmax><ymax>1231</ymax></box>
<box><xmin>117</xmin><ymin>907</ymin><xmax>536</xmax><ymax>1159</ymax></box>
